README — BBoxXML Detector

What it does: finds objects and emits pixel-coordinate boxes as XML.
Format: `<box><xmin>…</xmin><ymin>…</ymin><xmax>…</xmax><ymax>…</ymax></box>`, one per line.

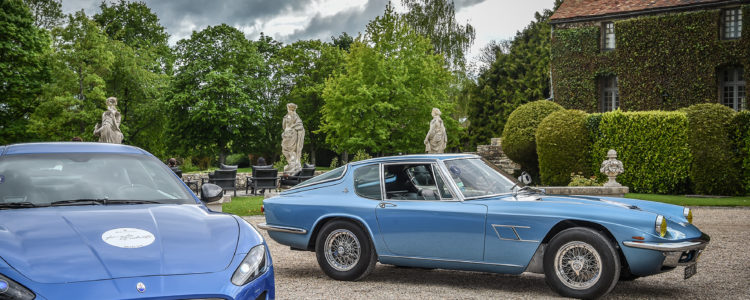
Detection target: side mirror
<box><xmin>518</xmin><ymin>172</ymin><xmax>532</xmax><ymax>185</ymax></box>
<box><xmin>201</xmin><ymin>183</ymin><xmax>223</xmax><ymax>203</ymax></box>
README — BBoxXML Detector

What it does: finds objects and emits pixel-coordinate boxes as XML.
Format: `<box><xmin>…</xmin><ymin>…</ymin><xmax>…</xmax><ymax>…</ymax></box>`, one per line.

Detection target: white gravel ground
<box><xmin>244</xmin><ymin>207</ymin><xmax>750</xmax><ymax>299</ymax></box>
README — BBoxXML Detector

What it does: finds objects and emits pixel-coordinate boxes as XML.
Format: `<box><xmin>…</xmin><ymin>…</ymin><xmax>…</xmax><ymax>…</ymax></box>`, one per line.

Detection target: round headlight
<box><xmin>655</xmin><ymin>215</ymin><xmax>667</xmax><ymax>237</ymax></box>
<box><xmin>683</xmin><ymin>207</ymin><xmax>693</xmax><ymax>224</ymax></box>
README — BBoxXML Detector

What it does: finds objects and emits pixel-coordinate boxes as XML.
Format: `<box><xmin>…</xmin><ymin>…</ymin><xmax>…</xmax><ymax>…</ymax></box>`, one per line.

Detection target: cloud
<box><xmin>283</xmin><ymin>0</ymin><xmax>388</xmax><ymax>42</ymax></box>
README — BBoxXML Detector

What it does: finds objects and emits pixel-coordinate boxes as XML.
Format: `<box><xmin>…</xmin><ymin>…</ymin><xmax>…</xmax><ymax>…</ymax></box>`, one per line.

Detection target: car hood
<box><xmin>496</xmin><ymin>193</ymin><xmax>685</xmax><ymax>218</ymax></box>
<box><xmin>0</xmin><ymin>204</ymin><xmax>239</xmax><ymax>283</ymax></box>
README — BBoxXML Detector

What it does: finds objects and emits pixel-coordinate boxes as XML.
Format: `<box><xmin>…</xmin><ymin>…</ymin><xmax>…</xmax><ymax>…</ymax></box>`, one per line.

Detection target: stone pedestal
<box><xmin>205</xmin><ymin>195</ymin><xmax>231</xmax><ymax>212</ymax></box>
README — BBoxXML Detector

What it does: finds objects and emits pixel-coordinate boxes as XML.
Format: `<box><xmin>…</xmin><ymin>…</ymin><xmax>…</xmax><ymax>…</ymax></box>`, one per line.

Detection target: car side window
<box><xmin>384</xmin><ymin>164</ymin><xmax>440</xmax><ymax>201</ymax></box>
<box><xmin>433</xmin><ymin>166</ymin><xmax>454</xmax><ymax>200</ymax></box>
<box><xmin>354</xmin><ymin>164</ymin><xmax>381</xmax><ymax>200</ymax></box>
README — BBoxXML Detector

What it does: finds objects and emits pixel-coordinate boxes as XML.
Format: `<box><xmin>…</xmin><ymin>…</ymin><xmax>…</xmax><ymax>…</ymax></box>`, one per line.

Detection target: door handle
<box><xmin>379</xmin><ymin>202</ymin><xmax>397</xmax><ymax>208</ymax></box>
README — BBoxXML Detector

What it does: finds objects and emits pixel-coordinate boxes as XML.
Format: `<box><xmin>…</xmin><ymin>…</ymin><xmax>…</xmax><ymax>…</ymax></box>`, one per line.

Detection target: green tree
<box><xmin>28</xmin><ymin>11</ymin><xmax>114</xmax><ymax>141</ymax></box>
<box><xmin>331</xmin><ymin>32</ymin><xmax>354</xmax><ymax>51</ymax></box>
<box><xmin>466</xmin><ymin>3</ymin><xmax>559</xmax><ymax>146</ymax></box>
<box><xmin>247</xmin><ymin>33</ymin><xmax>286</xmax><ymax>161</ymax></box>
<box><xmin>278</xmin><ymin>40</ymin><xmax>346</xmax><ymax>164</ymax></box>
<box><xmin>0</xmin><ymin>0</ymin><xmax>51</xmax><ymax>144</ymax></box>
<box><xmin>93</xmin><ymin>0</ymin><xmax>171</xmax><ymax>156</ymax></box>
<box><xmin>166</xmin><ymin>24</ymin><xmax>266</xmax><ymax>164</ymax></box>
<box><xmin>320</xmin><ymin>3</ymin><xmax>454</xmax><ymax>155</ymax></box>
<box><xmin>23</xmin><ymin>0</ymin><xmax>63</xmax><ymax>31</ymax></box>
<box><xmin>402</xmin><ymin>0</ymin><xmax>475</xmax><ymax>71</ymax></box>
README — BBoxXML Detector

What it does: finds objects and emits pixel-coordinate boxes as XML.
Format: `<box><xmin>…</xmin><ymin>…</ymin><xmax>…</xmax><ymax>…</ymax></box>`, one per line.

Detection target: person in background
<box><xmin>167</xmin><ymin>158</ymin><xmax>178</xmax><ymax>168</ymax></box>
<box><xmin>257</xmin><ymin>157</ymin><xmax>266</xmax><ymax>166</ymax></box>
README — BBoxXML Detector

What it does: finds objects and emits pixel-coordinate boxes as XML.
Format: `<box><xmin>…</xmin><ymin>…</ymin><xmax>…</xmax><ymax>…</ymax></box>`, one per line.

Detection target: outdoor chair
<box><xmin>280</xmin><ymin>164</ymin><xmax>315</xmax><ymax>186</ymax></box>
<box><xmin>246</xmin><ymin>165</ymin><xmax>279</xmax><ymax>195</ymax></box>
<box><xmin>219</xmin><ymin>163</ymin><xmax>238</xmax><ymax>170</ymax></box>
<box><xmin>208</xmin><ymin>168</ymin><xmax>237</xmax><ymax>196</ymax></box>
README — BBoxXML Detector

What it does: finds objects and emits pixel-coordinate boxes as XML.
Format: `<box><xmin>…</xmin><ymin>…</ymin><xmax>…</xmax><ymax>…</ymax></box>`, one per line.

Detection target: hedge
<box><xmin>733</xmin><ymin>111</ymin><xmax>750</xmax><ymax>194</ymax></box>
<box><xmin>551</xmin><ymin>6</ymin><xmax>750</xmax><ymax>111</ymax></box>
<box><xmin>685</xmin><ymin>104</ymin><xmax>740</xmax><ymax>195</ymax></box>
<box><xmin>591</xmin><ymin>111</ymin><xmax>691</xmax><ymax>194</ymax></box>
<box><xmin>536</xmin><ymin>110</ymin><xmax>591</xmax><ymax>186</ymax></box>
<box><xmin>501</xmin><ymin>100</ymin><xmax>564</xmax><ymax>181</ymax></box>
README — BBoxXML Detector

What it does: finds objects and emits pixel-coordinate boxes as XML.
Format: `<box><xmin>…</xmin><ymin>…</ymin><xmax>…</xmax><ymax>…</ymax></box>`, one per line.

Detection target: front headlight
<box><xmin>231</xmin><ymin>244</ymin><xmax>268</xmax><ymax>286</ymax></box>
<box><xmin>655</xmin><ymin>215</ymin><xmax>667</xmax><ymax>237</ymax></box>
<box><xmin>683</xmin><ymin>207</ymin><xmax>693</xmax><ymax>224</ymax></box>
<box><xmin>0</xmin><ymin>274</ymin><xmax>35</xmax><ymax>300</ymax></box>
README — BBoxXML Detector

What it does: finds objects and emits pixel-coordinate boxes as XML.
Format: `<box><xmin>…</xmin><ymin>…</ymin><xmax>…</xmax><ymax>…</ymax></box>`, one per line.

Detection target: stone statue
<box><xmin>600</xmin><ymin>149</ymin><xmax>624</xmax><ymax>187</ymax></box>
<box><xmin>93</xmin><ymin>97</ymin><xmax>123</xmax><ymax>144</ymax></box>
<box><xmin>281</xmin><ymin>103</ymin><xmax>305</xmax><ymax>175</ymax></box>
<box><xmin>424</xmin><ymin>108</ymin><xmax>447</xmax><ymax>154</ymax></box>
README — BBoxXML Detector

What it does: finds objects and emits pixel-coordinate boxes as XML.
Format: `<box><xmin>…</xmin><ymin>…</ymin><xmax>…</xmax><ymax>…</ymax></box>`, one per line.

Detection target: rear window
<box><xmin>293</xmin><ymin>165</ymin><xmax>347</xmax><ymax>188</ymax></box>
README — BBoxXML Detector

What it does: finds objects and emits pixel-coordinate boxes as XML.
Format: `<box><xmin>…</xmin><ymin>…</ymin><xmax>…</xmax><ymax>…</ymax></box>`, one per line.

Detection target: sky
<box><xmin>60</xmin><ymin>0</ymin><xmax>557</xmax><ymax>63</ymax></box>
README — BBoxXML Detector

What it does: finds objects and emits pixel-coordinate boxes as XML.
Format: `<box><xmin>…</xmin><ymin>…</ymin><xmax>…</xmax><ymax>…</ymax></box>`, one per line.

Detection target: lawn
<box><xmin>625</xmin><ymin>193</ymin><xmax>750</xmax><ymax>207</ymax></box>
<box><xmin>222</xmin><ymin>196</ymin><xmax>265</xmax><ymax>216</ymax></box>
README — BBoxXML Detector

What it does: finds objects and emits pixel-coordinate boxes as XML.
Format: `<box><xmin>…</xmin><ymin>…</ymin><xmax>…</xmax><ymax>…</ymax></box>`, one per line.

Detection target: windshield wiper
<box><xmin>50</xmin><ymin>199</ymin><xmax>108</xmax><ymax>206</ymax></box>
<box><xmin>105</xmin><ymin>200</ymin><xmax>161</xmax><ymax>205</ymax></box>
<box><xmin>0</xmin><ymin>202</ymin><xmax>45</xmax><ymax>209</ymax></box>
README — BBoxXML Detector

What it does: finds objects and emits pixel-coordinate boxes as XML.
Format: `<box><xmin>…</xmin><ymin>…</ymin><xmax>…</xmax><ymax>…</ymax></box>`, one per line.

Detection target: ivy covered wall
<box><xmin>551</xmin><ymin>6</ymin><xmax>750</xmax><ymax>111</ymax></box>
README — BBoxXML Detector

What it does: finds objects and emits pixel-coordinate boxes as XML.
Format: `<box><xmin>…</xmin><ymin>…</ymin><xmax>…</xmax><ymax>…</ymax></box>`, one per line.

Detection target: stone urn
<box><xmin>600</xmin><ymin>149</ymin><xmax>624</xmax><ymax>187</ymax></box>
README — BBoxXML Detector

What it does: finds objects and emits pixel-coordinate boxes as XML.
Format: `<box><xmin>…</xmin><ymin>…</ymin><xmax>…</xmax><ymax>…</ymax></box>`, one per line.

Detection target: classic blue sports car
<box><xmin>260</xmin><ymin>154</ymin><xmax>708</xmax><ymax>299</ymax></box>
<box><xmin>0</xmin><ymin>143</ymin><xmax>274</xmax><ymax>300</ymax></box>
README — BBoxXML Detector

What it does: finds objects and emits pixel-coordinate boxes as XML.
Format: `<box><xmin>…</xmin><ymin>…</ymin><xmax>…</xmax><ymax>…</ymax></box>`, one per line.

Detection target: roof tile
<box><xmin>551</xmin><ymin>0</ymin><xmax>730</xmax><ymax>21</ymax></box>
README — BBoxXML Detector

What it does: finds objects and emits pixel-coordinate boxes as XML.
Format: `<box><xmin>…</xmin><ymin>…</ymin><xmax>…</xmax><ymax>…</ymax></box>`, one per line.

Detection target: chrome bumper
<box><xmin>257</xmin><ymin>223</ymin><xmax>307</xmax><ymax>234</ymax></box>
<box><xmin>623</xmin><ymin>233</ymin><xmax>710</xmax><ymax>267</ymax></box>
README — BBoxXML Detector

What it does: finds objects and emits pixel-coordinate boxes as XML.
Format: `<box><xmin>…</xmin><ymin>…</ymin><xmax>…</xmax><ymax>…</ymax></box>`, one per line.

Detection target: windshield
<box><xmin>0</xmin><ymin>153</ymin><xmax>196</xmax><ymax>207</ymax></box>
<box><xmin>443</xmin><ymin>158</ymin><xmax>518</xmax><ymax>199</ymax></box>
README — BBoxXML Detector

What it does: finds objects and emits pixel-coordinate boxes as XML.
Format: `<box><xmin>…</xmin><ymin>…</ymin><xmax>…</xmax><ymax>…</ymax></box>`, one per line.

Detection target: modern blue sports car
<box><xmin>0</xmin><ymin>143</ymin><xmax>274</xmax><ymax>300</ymax></box>
<box><xmin>260</xmin><ymin>154</ymin><xmax>708</xmax><ymax>299</ymax></box>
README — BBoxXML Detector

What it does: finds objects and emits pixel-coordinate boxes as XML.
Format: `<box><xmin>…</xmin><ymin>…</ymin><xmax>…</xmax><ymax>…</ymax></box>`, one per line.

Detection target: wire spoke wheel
<box><xmin>324</xmin><ymin>229</ymin><xmax>361</xmax><ymax>271</ymax></box>
<box><xmin>554</xmin><ymin>241</ymin><xmax>602</xmax><ymax>290</ymax></box>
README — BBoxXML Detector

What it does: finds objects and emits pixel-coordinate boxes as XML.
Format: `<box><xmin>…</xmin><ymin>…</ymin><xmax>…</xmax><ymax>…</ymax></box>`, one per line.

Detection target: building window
<box><xmin>602</xmin><ymin>22</ymin><xmax>615</xmax><ymax>50</ymax></box>
<box><xmin>721</xmin><ymin>67</ymin><xmax>746</xmax><ymax>111</ymax></box>
<box><xmin>723</xmin><ymin>8</ymin><xmax>742</xmax><ymax>39</ymax></box>
<box><xmin>600</xmin><ymin>76</ymin><xmax>619</xmax><ymax>112</ymax></box>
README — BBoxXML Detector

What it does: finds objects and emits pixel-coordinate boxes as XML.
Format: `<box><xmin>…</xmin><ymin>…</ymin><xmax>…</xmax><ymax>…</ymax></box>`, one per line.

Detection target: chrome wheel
<box><xmin>554</xmin><ymin>241</ymin><xmax>602</xmax><ymax>290</ymax></box>
<box><xmin>324</xmin><ymin>229</ymin><xmax>361</xmax><ymax>271</ymax></box>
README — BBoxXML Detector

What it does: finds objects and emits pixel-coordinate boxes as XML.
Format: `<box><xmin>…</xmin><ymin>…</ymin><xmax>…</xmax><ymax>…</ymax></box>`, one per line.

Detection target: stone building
<box><xmin>549</xmin><ymin>0</ymin><xmax>748</xmax><ymax>112</ymax></box>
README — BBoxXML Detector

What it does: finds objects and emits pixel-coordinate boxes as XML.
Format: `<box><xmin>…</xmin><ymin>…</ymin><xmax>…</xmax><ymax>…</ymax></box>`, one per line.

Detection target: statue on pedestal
<box><xmin>93</xmin><ymin>97</ymin><xmax>123</xmax><ymax>144</ymax></box>
<box><xmin>424</xmin><ymin>108</ymin><xmax>447</xmax><ymax>154</ymax></box>
<box><xmin>281</xmin><ymin>103</ymin><xmax>305</xmax><ymax>175</ymax></box>
<box><xmin>600</xmin><ymin>149</ymin><xmax>624</xmax><ymax>187</ymax></box>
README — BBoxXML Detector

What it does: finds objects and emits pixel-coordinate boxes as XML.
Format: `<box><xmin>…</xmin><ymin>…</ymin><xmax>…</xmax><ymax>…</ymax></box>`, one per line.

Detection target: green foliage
<box><xmin>466</xmin><ymin>8</ymin><xmax>555</xmax><ymax>146</ymax></box>
<box><xmin>28</xmin><ymin>11</ymin><xmax>114</xmax><ymax>141</ymax></box>
<box><xmin>402</xmin><ymin>0</ymin><xmax>475</xmax><ymax>71</ymax></box>
<box><xmin>225</xmin><ymin>154</ymin><xmax>250</xmax><ymax>168</ymax></box>
<box><xmin>551</xmin><ymin>7</ymin><xmax>750</xmax><ymax>111</ymax></box>
<box><xmin>273</xmin><ymin>155</ymin><xmax>287</xmax><ymax>172</ymax></box>
<box><xmin>685</xmin><ymin>103</ymin><xmax>740</xmax><ymax>195</ymax></box>
<box><xmin>592</xmin><ymin>111</ymin><xmax>691</xmax><ymax>194</ymax></box>
<box><xmin>166</xmin><ymin>24</ymin><xmax>266</xmax><ymax>162</ymax></box>
<box><xmin>732</xmin><ymin>111</ymin><xmax>750</xmax><ymax>194</ymax></box>
<box><xmin>23</xmin><ymin>0</ymin><xmax>63</xmax><ymax>31</ymax></box>
<box><xmin>320</xmin><ymin>3</ymin><xmax>454</xmax><ymax>155</ymax></box>
<box><xmin>0</xmin><ymin>0</ymin><xmax>51</xmax><ymax>144</ymax></box>
<box><xmin>501</xmin><ymin>100</ymin><xmax>563</xmax><ymax>179</ymax></box>
<box><xmin>536</xmin><ymin>109</ymin><xmax>591</xmax><ymax>185</ymax></box>
<box><xmin>352</xmin><ymin>149</ymin><xmax>372</xmax><ymax>162</ymax></box>
<box><xmin>568</xmin><ymin>172</ymin><xmax>602</xmax><ymax>187</ymax></box>
<box><xmin>329</xmin><ymin>157</ymin><xmax>339</xmax><ymax>169</ymax></box>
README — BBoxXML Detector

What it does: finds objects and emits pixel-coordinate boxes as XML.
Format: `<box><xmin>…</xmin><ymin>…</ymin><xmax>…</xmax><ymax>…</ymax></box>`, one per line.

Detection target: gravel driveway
<box><xmin>243</xmin><ymin>207</ymin><xmax>750</xmax><ymax>299</ymax></box>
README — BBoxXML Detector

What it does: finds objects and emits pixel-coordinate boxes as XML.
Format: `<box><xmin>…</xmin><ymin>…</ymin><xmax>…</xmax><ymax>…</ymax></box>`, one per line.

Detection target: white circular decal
<box><xmin>101</xmin><ymin>228</ymin><xmax>155</xmax><ymax>249</ymax></box>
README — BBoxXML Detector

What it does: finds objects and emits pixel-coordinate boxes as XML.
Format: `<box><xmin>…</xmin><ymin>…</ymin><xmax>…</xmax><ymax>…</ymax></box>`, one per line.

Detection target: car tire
<box><xmin>543</xmin><ymin>227</ymin><xmax>620</xmax><ymax>299</ymax></box>
<box><xmin>315</xmin><ymin>220</ymin><xmax>377</xmax><ymax>281</ymax></box>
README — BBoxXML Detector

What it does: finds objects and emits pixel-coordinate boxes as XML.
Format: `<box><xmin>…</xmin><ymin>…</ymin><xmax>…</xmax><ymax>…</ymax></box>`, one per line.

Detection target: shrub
<box><xmin>568</xmin><ymin>172</ymin><xmax>603</xmax><ymax>187</ymax></box>
<box><xmin>329</xmin><ymin>157</ymin><xmax>339</xmax><ymax>169</ymax></box>
<box><xmin>732</xmin><ymin>111</ymin><xmax>750</xmax><ymax>194</ymax></box>
<box><xmin>273</xmin><ymin>155</ymin><xmax>287</xmax><ymax>172</ymax></box>
<box><xmin>536</xmin><ymin>109</ymin><xmax>592</xmax><ymax>185</ymax></box>
<box><xmin>225</xmin><ymin>153</ymin><xmax>250</xmax><ymax>167</ymax></box>
<box><xmin>685</xmin><ymin>104</ymin><xmax>740</xmax><ymax>195</ymax></box>
<box><xmin>592</xmin><ymin>111</ymin><xmax>691</xmax><ymax>194</ymax></box>
<box><xmin>502</xmin><ymin>100</ymin><xmax>564</xmax><ymax>181</ymax></box>
<box><xmin>352</xmin><ymin>150</ymin><xmax>372</xmax><ymax>162</ymax></box>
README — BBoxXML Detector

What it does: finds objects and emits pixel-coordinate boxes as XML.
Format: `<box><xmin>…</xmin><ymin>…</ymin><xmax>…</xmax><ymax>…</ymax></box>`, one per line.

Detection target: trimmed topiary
<box><xmin>502</xmin><ymin>100</ymin><xmax>564</xmax><ymax>182</ymax></box>
<box><xmin>592</xmin><ymin>111</ymin><xmax>691</xmax><ymax>194</ymax></box>
<box><xmin>536</xmin><ymin>110</ymin><xmax>592</xmax><ymax>186</ymax></box>
<box><xmin>731</xmin><ymin>110</ymin><xmax>750</xmax><ymax>195</ymax></box>
<box><xmin>685</xmin><ymin>103</ymin><xmax>740</xmax><ymax>195</ymax></box>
